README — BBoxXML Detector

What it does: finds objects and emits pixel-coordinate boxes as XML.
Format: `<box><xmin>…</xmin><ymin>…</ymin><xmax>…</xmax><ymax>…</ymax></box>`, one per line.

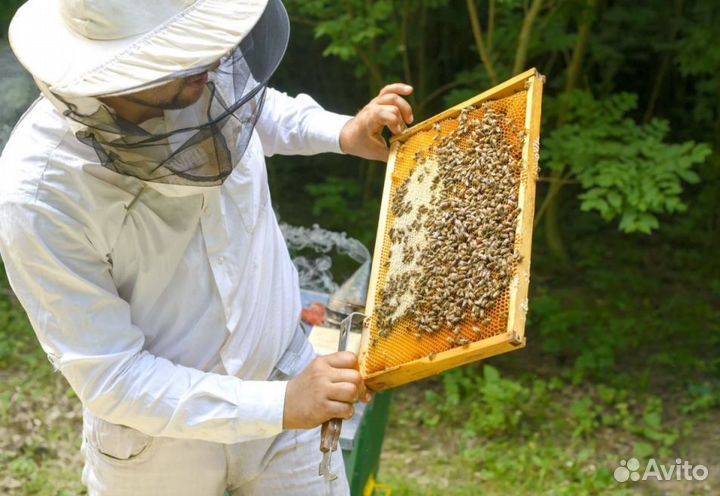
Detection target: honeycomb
<box><xmin>363</xmin><ymin>88</ymin><xmax>533</xmax><ymax>376</ymax></box>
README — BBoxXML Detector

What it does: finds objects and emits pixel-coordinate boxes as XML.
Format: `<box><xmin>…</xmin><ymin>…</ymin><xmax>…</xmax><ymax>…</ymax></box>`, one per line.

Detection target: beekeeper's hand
<box><xmin>339</xmin><ymin>83</ymin><xmax>414</xmax><ymax>162</ymax></box>
<box><xmin>283</xmin><ymin>351</ymin><xmax>372</xmax><ymax>430</ymax></box>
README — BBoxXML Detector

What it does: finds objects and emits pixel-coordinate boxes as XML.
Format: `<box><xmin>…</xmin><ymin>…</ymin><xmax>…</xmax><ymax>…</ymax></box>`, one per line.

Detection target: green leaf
<box><xmin>483</xmin><ymin>365</ymin><xmax>501</xmax><ymax>383</ymax></box>
<box><xmin>607</xmin><ymin>191</ymin><xmax>622</xmax><ymax>210</ymax></box>
<box><xmin>634</xmin><ymin>442</ymin><xmax>655</xmax><ymax>459</ymax></box>
<box><xmin>677</xmin><ymin>169</ymin><xmax>701</xmax><ymax>184</ymax></box>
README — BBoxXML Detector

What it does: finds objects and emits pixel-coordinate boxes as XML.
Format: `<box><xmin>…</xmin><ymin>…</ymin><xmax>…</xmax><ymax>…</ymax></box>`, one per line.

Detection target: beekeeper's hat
<box><xmin>8</xmin><ymin>0</ymin><xmax>287</xmax><ymax>97</ymax></box>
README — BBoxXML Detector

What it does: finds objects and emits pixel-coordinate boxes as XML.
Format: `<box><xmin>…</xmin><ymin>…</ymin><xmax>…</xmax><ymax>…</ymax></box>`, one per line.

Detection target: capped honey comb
<box><xmin>358</xmin><ymin>69</ymin><xmax>544</xmax><ymax>391</ymax></box>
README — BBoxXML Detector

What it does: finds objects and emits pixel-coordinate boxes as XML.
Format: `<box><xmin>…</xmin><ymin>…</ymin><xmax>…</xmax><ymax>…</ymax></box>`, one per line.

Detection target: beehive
<box><xmin>358</xmin><ymin>69</ymin><xmax>544</xmax><ymax>391</ymax></box>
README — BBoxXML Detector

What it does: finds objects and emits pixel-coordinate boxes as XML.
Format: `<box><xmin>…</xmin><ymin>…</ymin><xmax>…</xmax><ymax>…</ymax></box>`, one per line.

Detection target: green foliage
<box><xmin>305</xmin><ymin>176</ymin><xmax>380</xmax><ymax>247</ymax></box>
<box><xmin>0</xmin><ymin>43</ymin><xmax>36</xmax><ymax>151</ymax></box>
<box><xmin>424</xmin><ymin>365</ymin><xmax>545</xmax><ymax>437</ymax></box>
<box><xmin>389</xmin><ymin>364</ymin><xmax>691</xmax><ymax>495</ymax></box>
<box><xmin>281</xmin><ymin>0</ymin><xmax>718</xmax><ymax>245</ymax></box>
<box><xmin>0</xmin><ymin>298</ymin><xmax>85</xmax><ymax>495</ymax></box>
<box><xmin>426</xmin><ymin>366</ymin><xmax>681</xmax><ymax>449</ymax></box>
<box><xmin>465</xmin><ymin>365</ymin><xmax>533</xmax><ymax>437</ymax></box>
<box><xmin>420</xmin><ymin>365</ymin><xmax>543</xmax><ymax>436</ymax></box>
<box><xmin>7</xmin><ymin>457</ymin><xmax>48</xmax><ymax>493</ymax></box>
<box><xmin>284</xmin><ymin>0</ymin><xmax>443</xmax><ymax>85</ymax></box>
<box><xmin>0</xmin><ymin>1</ymin><xmax>24</xmax><ymax>35</ymax></box>
<box><xmin>0</xmin><ymin>266</ymin><xmax>40</xmax><ymax>370</ymax></box>
<box><xmin>544</xmin><ymin>91</ymin><xmax>711</xmax><ymax>233</ymax></box>
<box><xmin>675</xmin><ymin>2</ymin><xmax>720</xmax><ymax>127</ymax></box>
<box><xmin>529</xmin><ymin>288</ymin><xmax>636</xmax><ymax>382</ymax></box>
<box><xmin>681</xmin><ymin>382</ymin><xmax>720</xmax><ymax>415</ymax></box>
<box><xmin>529</xmin><ymin>229</ymin><xmax>719</xmax><ymax>384</ymax></box>
<box><xmin>312</xmin><ymin>1</ymin><xmax>393</xmax><ymax>61</ymax></box>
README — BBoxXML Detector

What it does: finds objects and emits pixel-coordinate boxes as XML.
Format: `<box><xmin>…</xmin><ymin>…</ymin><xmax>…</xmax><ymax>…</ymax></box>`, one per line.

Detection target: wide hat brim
<box><xmin>9</xmin><ymin>0</ymin><xmax>272</xmax><ymax>97</ymax></box>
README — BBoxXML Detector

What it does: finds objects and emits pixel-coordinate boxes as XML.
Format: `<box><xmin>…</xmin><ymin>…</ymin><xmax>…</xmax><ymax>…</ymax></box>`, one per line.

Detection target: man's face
<box><xmin>99</xmin><ymin>60</ymin><xmax>222</xmax><ymax>123</ymax></box>
<box><xmin>121</xmin><ymin>71</ymin><xmax>211</xmax><ymax>111</ymax></box>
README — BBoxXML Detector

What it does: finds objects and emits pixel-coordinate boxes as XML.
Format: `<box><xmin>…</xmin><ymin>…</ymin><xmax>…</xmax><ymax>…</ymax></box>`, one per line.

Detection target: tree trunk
<box><xmin>513</xmin><ymin>0</ymin><xmax>544</xmax><ymax>75</ymax></box>
<box><xmin>543</xmin><ymin>177</ymin><xmax>567</xmax><ymax>261</ymax></box>
<box><xmin>643</xmin><ymin>0</ymin><xmax>683</xmax><ymax>123</ymax></box>
<box><xmin>540</xmin><ymin>0</ymin><xmax>597</xmax><ymax>262</ymax></box>
<box><xmin>466</xmin><ymin>0</ymin><xmax>498</xmax><ymax>85</ymax></box>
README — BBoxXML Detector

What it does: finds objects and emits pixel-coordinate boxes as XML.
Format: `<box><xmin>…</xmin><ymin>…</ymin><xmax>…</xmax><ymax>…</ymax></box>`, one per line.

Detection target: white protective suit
<box><xmin>0</xmin><ymin>88</ymin><xmax>353</xmax><ymax>495</ymax></box>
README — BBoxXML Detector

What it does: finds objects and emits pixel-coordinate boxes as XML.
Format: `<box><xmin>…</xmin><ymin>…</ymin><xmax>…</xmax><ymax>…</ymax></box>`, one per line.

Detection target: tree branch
<box><xmin>291</xmin><ymin>16</ymin><xmax>319</xmax><ymax>28</ymax></box>
<box><xmin>534</xmin><ymin>170</ymin><xmax>574</xmax><ymax>227</ymax></box>
<box><xmin>466</xmin><ymin>0</ymin><xmax>498</xmax><ymax>85</ymax></box>
<box><xmin>417</xmin><ymin>81</ymin><xmax>463</xmax><ymax>116</ymax></box>
<box><xmin>400</xmin><ymin>0</ymin><xmax>417</xmax><ymax>109</ymax></box>
<box><xmin>537</xmin><ymin>0</ymin><xmax>566</xmax><ymax>34</ymax></box>
<box><xmin>539</xmin><ymin>0</ymin><xmax>598</xmax><ymax>261</ymax></box>
<box><xmin>537</xmin><ymin>176</ymin><xmax>579</xmax><ymax>184</ymax></box>
<box><xmin>487</xmin><ymin>0</ymin><xmax>496</xmax><ymax>53</ymax></box>
<box><xmin>513</xmin><ymin>0</ymin><xmax>544</xmax><ymax>75</ymax></box>
<box><xmin>562</xmin><ymin>0</ymin><xmax>595</xmax><ymax>96</ymax></box>
<box><xmin>356</xmin><ymin>47</ymin><xmax>385</xmax><ymax>92</ymax></box>
<box><xmin>416</xmin><ymin>3</ymin><xmax>428</xmax><ymax>101</ymax></box>
<box><xmin>643</xmin><ymin>0</ymin><xmax>684</xmax><ymax>123</ymax></box>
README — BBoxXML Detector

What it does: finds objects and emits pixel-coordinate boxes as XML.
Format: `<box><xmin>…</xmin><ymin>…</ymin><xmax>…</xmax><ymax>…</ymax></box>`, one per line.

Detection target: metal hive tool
<box><xmin>358</xmin><ymin>69</ymin><xmax>544</xmax><ymax>391</ymax></box>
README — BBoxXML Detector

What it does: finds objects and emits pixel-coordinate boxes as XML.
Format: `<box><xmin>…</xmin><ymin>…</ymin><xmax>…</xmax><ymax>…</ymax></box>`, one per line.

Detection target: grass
<box><xmin>0</xmin><ymin>366</ymin><xmax>84</xmax><ymax>495</ymax></box>
<box><xmin>2</xmin><ymin>338</ymin><xmax>717</xmax><ymax>495</ymax></box>
<box><xmin>377</xmin><ymin>368</ymin><xmax>719</xmax><ymax>496</ymax></box>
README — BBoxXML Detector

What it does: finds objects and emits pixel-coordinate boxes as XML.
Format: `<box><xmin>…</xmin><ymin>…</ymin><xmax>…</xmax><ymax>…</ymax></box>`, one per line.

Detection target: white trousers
<box><xmin>80</xmin><ymin>413</ymin><xmax>349</xmax><ymax>495</ymax></box>
<box><xmin>80</xmin><ymin>327</ymin><xmax>349</xmax><ymax>495</ymax></box>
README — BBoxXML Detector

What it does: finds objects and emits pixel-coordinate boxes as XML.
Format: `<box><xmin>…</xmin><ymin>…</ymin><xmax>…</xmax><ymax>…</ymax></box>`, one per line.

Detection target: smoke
<box><xmin>279</xmin><ymin>222</ymin><xmax>370</xmax><ymax>294</ymax></box>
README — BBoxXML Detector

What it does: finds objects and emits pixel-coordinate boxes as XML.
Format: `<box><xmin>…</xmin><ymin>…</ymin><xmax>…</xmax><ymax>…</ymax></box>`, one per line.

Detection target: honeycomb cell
<box><xmin>364</xmin><ymin>90</ymin><xmax>530</xmax><ymax>375</ymax></box>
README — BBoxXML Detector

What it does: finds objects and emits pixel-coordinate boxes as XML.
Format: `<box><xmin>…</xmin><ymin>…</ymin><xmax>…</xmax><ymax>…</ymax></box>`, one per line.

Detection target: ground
<box><xmin>379</xmin><ymin>381</ymin><xmax>719</xmax><ymax>495</ymax></box>
<box><xmin>1</xmin><ymin>354</ymin><xmax>718</xmax><ymax>495</ymax></box>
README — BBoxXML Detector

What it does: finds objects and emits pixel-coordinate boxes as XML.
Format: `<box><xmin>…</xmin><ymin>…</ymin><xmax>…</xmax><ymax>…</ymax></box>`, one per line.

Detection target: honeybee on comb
<box><xmin>360</xmin><ymin>71</ymin><xmax>544</xmax><ymax>391</ymax></box>
<box><xmin>374</xmin><ymin>103</ymin><xmax>524</xmax><ymax>344</ymax></box>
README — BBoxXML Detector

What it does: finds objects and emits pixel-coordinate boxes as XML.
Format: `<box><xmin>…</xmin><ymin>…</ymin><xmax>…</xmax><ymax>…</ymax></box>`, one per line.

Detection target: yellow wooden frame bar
<box><xmin>358</xmin><ymin>69</ymin><xmax>544</xmax><ymax>391</ymax></box>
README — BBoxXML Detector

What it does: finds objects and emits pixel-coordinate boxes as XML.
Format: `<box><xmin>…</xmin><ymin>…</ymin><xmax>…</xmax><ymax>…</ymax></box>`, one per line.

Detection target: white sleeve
<box><xmin>255</xmin><ymin>87</ymin><xmax>353</xmax><ymax>157</ymax></box>
<box><xmin>0</xmin><ymin>198</ymin><xmax>287</xmax><ymax>443</ymax></box>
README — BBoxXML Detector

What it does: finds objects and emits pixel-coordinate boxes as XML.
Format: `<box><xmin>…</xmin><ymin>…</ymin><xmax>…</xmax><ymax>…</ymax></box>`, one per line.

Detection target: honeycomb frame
<box><xmin>358</xmin><ymin>69</ymin><xmax>544</xmax><ymax>391</ymax></box>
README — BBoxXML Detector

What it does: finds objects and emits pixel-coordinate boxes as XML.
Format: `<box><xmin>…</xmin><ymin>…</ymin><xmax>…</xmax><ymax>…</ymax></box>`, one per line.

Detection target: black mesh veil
<box><xmin>56</xmin><ymin>0</ymin><xmax>290</xmax><ymax>186</ymax></box>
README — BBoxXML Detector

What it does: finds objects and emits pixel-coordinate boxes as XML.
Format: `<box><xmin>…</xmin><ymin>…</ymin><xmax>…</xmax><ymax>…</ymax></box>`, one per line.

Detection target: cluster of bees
<box><xmin>375</xmin><ymin>104</ymin><xmax>523</xmax><ymax>347</ymax></box>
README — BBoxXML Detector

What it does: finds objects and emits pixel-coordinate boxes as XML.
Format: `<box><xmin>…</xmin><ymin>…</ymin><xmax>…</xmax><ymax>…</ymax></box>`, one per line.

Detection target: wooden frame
<box><xmin>358</xmin><ymin>68</ymin><xmax>544</xmax><ymax>391</ymax></box>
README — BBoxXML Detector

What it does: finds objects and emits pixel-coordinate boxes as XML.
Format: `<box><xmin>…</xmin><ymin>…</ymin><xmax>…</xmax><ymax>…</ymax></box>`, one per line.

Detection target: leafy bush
<box><xmin>543</xmin><ymin>91</ymin><xmax>711</xmax><ymax>233</ymax></box>
<box><xmin>529</xmin><ymin>289</ymin><xmax>640</xmax><ymax>382</ymax></box>
<box><xmin>305</xmin><ymin>176</ymin><xmax>380</xmax><ymax>247</ymax></box>
<box><xmin>422</xmin><ymin>365</ymin><xmax>552</xmax><ymax>438</ymax></box>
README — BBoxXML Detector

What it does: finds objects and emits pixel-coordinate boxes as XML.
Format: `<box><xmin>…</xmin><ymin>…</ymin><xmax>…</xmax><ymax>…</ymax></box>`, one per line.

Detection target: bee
<box><xmin>374</xmin><ymin>102</ymin><xmax>524</xmax><ymax>344</ymax></box>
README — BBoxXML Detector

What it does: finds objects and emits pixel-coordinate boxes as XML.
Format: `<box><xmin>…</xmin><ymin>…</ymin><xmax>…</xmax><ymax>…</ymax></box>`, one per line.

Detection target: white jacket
<box><xmin>0</xmin><ymin>89</ymin><xmax>351</xmax><ymax>443</ymax></box>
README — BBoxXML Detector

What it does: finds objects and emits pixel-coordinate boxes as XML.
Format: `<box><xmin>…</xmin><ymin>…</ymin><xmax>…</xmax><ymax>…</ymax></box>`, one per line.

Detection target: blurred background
<box><xmin>0</xmin><ymin>0</ymin><xmax>718</xmax><ymax>494</ymax></box>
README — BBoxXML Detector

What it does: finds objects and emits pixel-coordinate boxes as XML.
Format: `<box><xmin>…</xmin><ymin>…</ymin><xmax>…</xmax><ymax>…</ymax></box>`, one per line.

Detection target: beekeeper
<box><xmin>0</xmin><ymin>0</ymin><xmax>414</xmax><ymax>494</ymax></box>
